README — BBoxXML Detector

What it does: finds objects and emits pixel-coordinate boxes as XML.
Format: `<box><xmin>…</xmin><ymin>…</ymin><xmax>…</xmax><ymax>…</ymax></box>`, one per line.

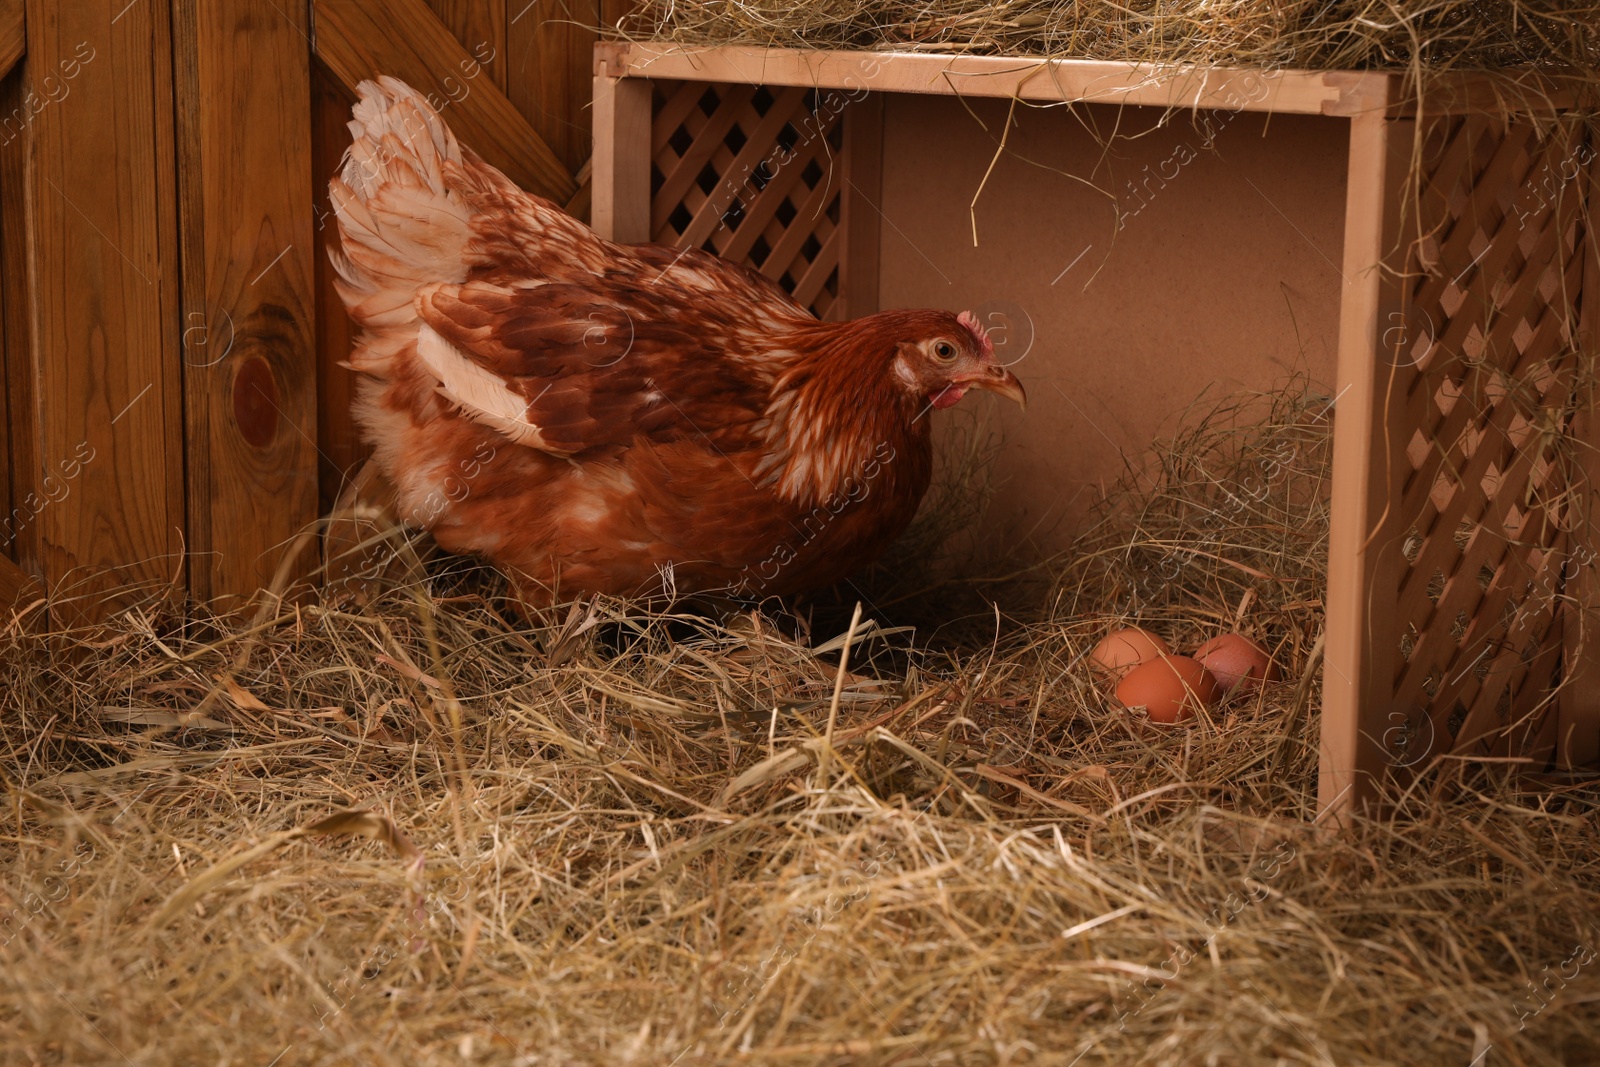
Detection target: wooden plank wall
<box><xmin>509</xmin><ymin>1</ymin><xmax>634</xmax><ymax>175</ymax></box>
<box><xmin>0</xmin><ymin>0</ymin><xmax>620</xmax><ymax>618</ymax></box>
<box><xmin>173</xmin><ymin>0</ymin><xmax>318</xmax><ymax>609</ymax></box>
<box><xmin>0</xmin><ymin>0</ymin><xmax>25</xmax><ymax>605</ymax></box>
<box><xmin>2</xmin><ymin>0</ymin><xmax>184</xmax><ymax>621</ymax></box>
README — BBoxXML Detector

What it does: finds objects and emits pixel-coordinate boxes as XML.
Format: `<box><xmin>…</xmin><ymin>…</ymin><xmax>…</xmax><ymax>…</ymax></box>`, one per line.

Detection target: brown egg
<box><xmin>1115</xmin><ymin>655</ymin><xmax>1218</xmax><ymax>723</ymax></box>
<box><xmin>1090</xmin><ymin>627</ymin><xmax>1172</xmax><ymax>680</ymax></box>
<box><xmin>1194</xmin><ymin>633</ymin><xmax>1279</xmax><ymax>694</ymax></box>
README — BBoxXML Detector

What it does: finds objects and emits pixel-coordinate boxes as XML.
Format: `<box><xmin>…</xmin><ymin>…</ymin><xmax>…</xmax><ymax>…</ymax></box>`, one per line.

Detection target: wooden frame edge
<box><xmin>1559</xmin><ymin>122</ymin><xmax>1600</xmax><ymax>769</ymax></box>
<box><xmin>838</xmin><ymin>91</ymin><xmax>882</xmax><ymax>321</ymax></box>
<box><xmin>590</xmin><ymin>70</ymin><xmax>651</xmax><ymax>243</ymax></box>
<box><xmin>595</xmin><ymin>43</ymin><xmax>1574</xmax><ymax>118</ymax></box>
<box><xmin>1320</xmin><ymin>100</ymin><xmax>1397</xmax><ymax>820</ymax></box>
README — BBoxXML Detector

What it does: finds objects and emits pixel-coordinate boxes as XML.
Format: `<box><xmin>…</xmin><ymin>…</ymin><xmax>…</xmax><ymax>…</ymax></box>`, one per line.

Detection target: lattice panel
<box><xmin>1385</xmin><ymin>116</ymin><xmax>1592</xmax><ymax>764</ymax></box>
<box><xmin>651</xmin><ymin>81</ymin><xmax>846</xmax><ymax>321</ymax></box>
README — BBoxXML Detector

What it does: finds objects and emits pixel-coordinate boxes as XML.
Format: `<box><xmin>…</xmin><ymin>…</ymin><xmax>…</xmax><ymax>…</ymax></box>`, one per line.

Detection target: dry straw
<box><xmin>4</xmin><ymin>380</ymin><xmax>1599</xmax><ymax>1064</ymax></box>
<box><xmin>6</xmin><ymin>11</ymin><xmax>1598</xmax><ymax>1061</ymax></box>
<box><xmin>620</xmin><ymin>1</ymin><xmax>1600</xmax><ymax>86</ymax></box>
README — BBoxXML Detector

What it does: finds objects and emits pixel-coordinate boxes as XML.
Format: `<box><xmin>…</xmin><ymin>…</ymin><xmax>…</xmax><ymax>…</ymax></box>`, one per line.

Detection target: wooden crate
<box><xmin>592</xmin><ymin>43</ymin><xmax>1600</xmax><ymax>816</ymax></box>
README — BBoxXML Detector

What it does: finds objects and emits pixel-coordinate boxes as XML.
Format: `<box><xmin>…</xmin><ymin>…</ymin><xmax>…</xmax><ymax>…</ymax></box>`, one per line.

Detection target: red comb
<box><xmin>958</xmin><ymin>310</ymin><xmax>994</xmax><ymax>360</ymax></box>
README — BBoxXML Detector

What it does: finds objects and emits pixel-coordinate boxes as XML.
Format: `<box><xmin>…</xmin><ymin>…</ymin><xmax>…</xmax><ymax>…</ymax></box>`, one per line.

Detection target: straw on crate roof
<box><xmin>620</xmin><ymin>0</ymin><xmax>1600</xmax><ymax>102</ymax></box>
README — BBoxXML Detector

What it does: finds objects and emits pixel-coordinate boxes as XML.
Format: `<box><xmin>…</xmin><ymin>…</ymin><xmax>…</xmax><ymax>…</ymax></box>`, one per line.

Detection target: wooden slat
<box><xmin>507</xmin><ymin>0</ymin><xmax>598</xmax><ymax>174</ymax></box>
<box><xmin>0</xmin><ymin>0</ymin><xmax>15</xmax><ymax>550</ymax></box>
<box><xmin>759</xmin><ymin>170</ymin><xmax>835</xmax><ymax>287</ymax></box>
<box><xmin>591</xmin><ymin>71</ymin><xmax>651</xmax><ymax>242</ymax></box>
<box><xmin>2</xmin><ymin>0</ymin><xmax>184</xmax><ymax>620</ymax></box>
<box><xmin>311</xmin><ymin>0</ymin><xmax>575</xmax><ymax>203</ymax></box>
<box><xmin>1321</xmin><ymin>100</ymin><xmax>1407</xmax><ymax>819</ymax></box>
<box><xmin>1401</xmin><ymin>412</ymin><xmax>1568</xmax><ymax>719</ymax></box>
<box><xmin>563</xmin><ymin>157</ymin><xmax>593</xmax><ymax>223</ymax></box>
<box><xmin>598</xmin><ymin>44</ymin><xmax>1577</xmax><ymax>117</ymax></box>
<box><xmin>1406</xmin><ymin>125</ymin><xmax>1540</xmax><ymax>333</ymax></box>
<box><xmin>713</xmin><ymin>117</ymin><xmax>835</xmax><ymax>265</ymax></box>
<box><xmin>173</xmin><ymin>0</ymin><xmax>318</xmax><ymax>607</ymax></box>
<box><xmin>838</xmin><ymin>92</ymin><xmax>883</xmax><ymax>321</ymax></box>
<box><xmin>600</xmin><ymin>43</ymin><xmax>1366</xmax><ymax>117</ymax></box>
<box><xmin>0</xmin><ymin>16</ymin><xmax>29</xmax><ymax>581</ymax></box>
<box><xmin>1560</xmin><ymin>127</ymin><xmax>1600</xmax><ymax>768</ymax></box>
<box><xmin>1391</xmin><ymin>247</ymin><xmax>1583</xmax><ymax>592</ymax></box>
<box><xmin>649</xmin><ymin>83</ymin><xmax>751</xmax><ymax>230</ymax></box>
<box><xmin>0</xmin><ymin>0</ymin><xmax>23</xmax><ymax>80</ymax></box>
<box><xmin>675</xmin><ymin>87</ymin><xmax>808</xmax><ymax>252</ymax></box>
<box><xmin>640</xmin><ymin>77</ymin><xmax>850</xmax><ymax>320</ymax></box>
<box><xmin>651</xmin><ymin>79</ymin><xmax>710</xmax><ymax>158</ymax></box>
<box><xmin>311</xmin><ymin>60</ymin><xmax>368</xmax><ymax>514</ymax></box>
<box><xmin>1319</xmin><ymin>114</ymin><xmax>1586</xmax><ymax>803</ymax></box>
<box><xmin>425</xmin><ymin>0</ymin><xmax>505</xmax><ymax>91</ymax></box>
<box><xmin>1397</xmin><ymin>182</ymin><xmax>1570</xmax><ymax>484</ymax></box>
<box><xmin>1379</xmin><ymin>120</ymin><xmax>1586</xmax><ymax>763</ymax></box>
<box><xmin>791</xmin><ymin>224</ymin><xmax>841</xmax><ymax>309</ymax></box>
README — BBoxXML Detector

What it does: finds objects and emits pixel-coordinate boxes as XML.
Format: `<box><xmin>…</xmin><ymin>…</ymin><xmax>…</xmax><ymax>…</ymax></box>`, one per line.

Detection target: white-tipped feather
<box><xmin>330</xmin><ymin>78</ymin><xmax>475</xmax><ymax>328</ymax></box>
<box><xmin>415</xmin><ymin>325</ymin><xmax>557</xmax><ymax>453</ymax></box>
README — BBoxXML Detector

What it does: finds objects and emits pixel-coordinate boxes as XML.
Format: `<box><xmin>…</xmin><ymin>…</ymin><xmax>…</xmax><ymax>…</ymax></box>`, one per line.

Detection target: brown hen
<box><xmin>330</xmin><ymin>77</ymin><xmax>1025</xmax><ymax>606</ymax></box>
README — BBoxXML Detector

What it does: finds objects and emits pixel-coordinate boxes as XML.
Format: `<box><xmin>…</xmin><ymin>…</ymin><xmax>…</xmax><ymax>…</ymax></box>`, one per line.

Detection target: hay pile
<box><xmin>620</xmin><ymin>0</ymin><xmax>1600</xmax><ymax>73</ymax></box>
<box><xmin>4</xmin><ymin>385</ymin><xmax>1600</xmax><ymax>1066</ymax></box>
<box><xmin>618</xmin><ymin>0</ymin><xmax>1600</xmax><ymax>108</ymax></box>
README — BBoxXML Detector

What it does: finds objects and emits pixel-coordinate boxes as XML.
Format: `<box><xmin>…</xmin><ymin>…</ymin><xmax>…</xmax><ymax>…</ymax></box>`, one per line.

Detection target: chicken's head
<box><xmin>891</xmin><ymin>309</ymin><xmax>1027</xmax><ymax>413</ymax></box>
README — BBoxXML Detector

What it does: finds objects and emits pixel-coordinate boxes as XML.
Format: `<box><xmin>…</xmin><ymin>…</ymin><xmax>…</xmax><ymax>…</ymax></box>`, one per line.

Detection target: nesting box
<box><xmin>591</xmin><ymin>43</ymin><xmax>1600</xmax><ymax>815</ymax></box>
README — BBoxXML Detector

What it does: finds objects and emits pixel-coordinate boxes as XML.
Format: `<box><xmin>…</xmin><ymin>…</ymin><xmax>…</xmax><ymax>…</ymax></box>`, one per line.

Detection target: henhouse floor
<box><xmin>5</xmin><ymin>384</ymin><xmax>1598</xmax><ymax>1066</ymax></box>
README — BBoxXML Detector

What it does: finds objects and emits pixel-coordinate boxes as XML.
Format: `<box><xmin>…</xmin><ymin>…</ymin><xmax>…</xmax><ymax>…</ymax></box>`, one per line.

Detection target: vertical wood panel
<box><xmin>0</xmin><ymin>59</ymin><xmax>34</xmax><ymax>578</ymax></box>
<box><xmin>0</xmin><ymin>25</ymin><xmax>14</xmax><ymax>555</ymax></box>
<box><xmin>508</xmin><ymin>0</ymin><xmax>631</xmax><ymax>175</ymax></box>
<box><xmin>591</xmin><ymin>72</ymin><xmax>651</xmax><ymax>242</ymax></box>
<box><xmin>507</xmin><ymin>1</ymin><xmax>594</xmax><ymax>175</ymax></box>
<box><xmin>4</xmin><ymin>0</ymin><xmax>183</xmax><ymax>619</ymax></box>
<box><xmin>839</xmin><ymin>93</ymin><xmax>883</xmax><ymax>321</ymax></box>
<box><xmin>311</xmin><ymin>58</ymin><xmax>366</xmax><ymax>513</ymax></box>
<box><xmin>1321</xmin><ymin>103</ymin><xmax>1407</xmax><ymax>818</ymax></box>
<box><xmin>426</xmin><ymin>0</ymin><xmax>505</xmax><ymax>91</ymax></box>
<box><xmin>0</xmin><ymin>0</ymin><xmax>32</xmax><ymax>605</ymax></box>
<box><xmin>0</xmin><ymin>245</ymin><xmax>9</xmax><ymax>566</ymax></box>
<box><xmin>173</xmin><ymin>0</ymin><xmax>318</xmax><ymax>607</ymax></box>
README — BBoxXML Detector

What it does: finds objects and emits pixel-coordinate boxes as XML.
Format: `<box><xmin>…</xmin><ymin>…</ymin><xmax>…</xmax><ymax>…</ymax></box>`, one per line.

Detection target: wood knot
<box><xmin>231</xmin><ymin>355</ymin><xmax>279</xmax><ymax>449</ymax></box>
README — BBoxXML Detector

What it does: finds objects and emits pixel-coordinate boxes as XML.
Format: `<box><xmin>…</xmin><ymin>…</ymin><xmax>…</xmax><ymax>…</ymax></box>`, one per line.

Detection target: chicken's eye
<box><xmin>933</xmin><ymin>341</ymin><xmax>956</xmax><ymax>361</ymax></box>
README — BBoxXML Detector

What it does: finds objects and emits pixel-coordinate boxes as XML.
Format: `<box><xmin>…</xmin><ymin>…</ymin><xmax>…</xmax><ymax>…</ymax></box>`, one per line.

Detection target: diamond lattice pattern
<box><xmin>1388</xmin><ymin>115</ymin><xmax>1591</xmax><ymax>761</ymax></box>
<box><xmin>651</xmin><ymin>81</ymin><xmax>846</xmax><ymax>321</ymax></box>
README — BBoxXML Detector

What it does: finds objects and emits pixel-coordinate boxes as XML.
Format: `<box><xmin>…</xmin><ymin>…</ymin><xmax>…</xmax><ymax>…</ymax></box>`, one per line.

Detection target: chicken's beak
<box><xmin>958</xmin><ymin>365</ymin><xmax>1027</xmax><ymax>411</ymax></box>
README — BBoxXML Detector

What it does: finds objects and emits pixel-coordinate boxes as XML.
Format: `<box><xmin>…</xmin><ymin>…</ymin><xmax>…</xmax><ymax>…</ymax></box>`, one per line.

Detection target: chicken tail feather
<box><xmin>329</xmin><ymin>76</ymin><xmax>476</xmax><ymax>340</ymax></box>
